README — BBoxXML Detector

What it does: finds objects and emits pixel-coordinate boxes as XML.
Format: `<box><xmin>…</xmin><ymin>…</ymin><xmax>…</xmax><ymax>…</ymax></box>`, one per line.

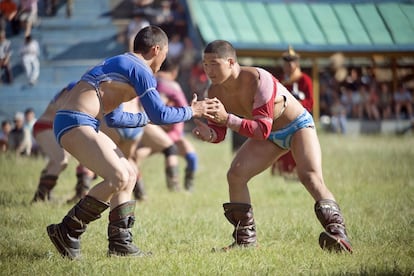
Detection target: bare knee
<box><xmin>108</xmin><ymin>169</ymin><xmax>136</xmax><ymax>194</ymax></box>
<box><xmin>298</xmin><ymin>171</ymin><xmax>332</xmax><ymax>200</ymax></box>
<box><xmin>227</xmin><ymin>164</ymin><xmax>251</xmax><ymax>186</ymax></box>
<box><xmin>298</xmin><ymin>170</ymin><xmax>320</xmax><ymax>186</ymax></box>
<box><xmin>47</xmin><ymin>158</ymin><xmax>69</xmax><ymax>174</ymax></box>
<box><xmin>57</xmin><ymin>153</ymin><xmax>69</xmax><ymax>170</ymax></box>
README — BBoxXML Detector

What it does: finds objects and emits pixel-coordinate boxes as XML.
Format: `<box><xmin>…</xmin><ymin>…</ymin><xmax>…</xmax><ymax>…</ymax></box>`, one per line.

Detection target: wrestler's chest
<box><xmin>219</xmin><ymin>97</ymin><xmax>252</xmax><ymax>117</ymax></box>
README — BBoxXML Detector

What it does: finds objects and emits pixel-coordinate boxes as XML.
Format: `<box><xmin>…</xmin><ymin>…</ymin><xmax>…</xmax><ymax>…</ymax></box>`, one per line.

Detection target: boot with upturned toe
<box><xmin>315</xmin><ymin>199</ymin><xmax>353</xmax><ymax>253</ymax></box>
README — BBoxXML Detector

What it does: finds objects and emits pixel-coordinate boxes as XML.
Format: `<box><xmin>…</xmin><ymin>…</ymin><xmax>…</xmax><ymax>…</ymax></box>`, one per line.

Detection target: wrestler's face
<box><xmin>283</xmin><ymin>60</ymin><xmax>297</xmax><ymax>77</ymax></box>
<box><xmin>202</xmin><ymin>53</ymin><xmax>233</xmax><ymax>85</ymax></box>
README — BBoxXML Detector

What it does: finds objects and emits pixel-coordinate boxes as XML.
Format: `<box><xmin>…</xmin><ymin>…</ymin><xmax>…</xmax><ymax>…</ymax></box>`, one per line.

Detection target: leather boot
<box><xmin>107</xmin><ymin>201</ymin><xmax>148</xmax><ymax>257</ymax></box>
<box><xmin>315</xmin><ymin>199</ymin><xmax>353</xmax><ymax>253</ymax></box>
<box><xmin>47</xmin><ymin>195</ymin><xmax>109</xmax><ymax>259</ymax></box>
<box><xmin>184</xmin><ymin>169</ymin><xmax>195</xmax><ymax>192</ymax></box>
<box><xmin>216</xmin><ymin>202</ymin><xmax>257</xmax><ymax>251</ymax></box>
<box><xmin>32</xmin><ymin>174</ymin><xmax>58</xmax><ymax>202</ymax></box>
<box><xmin>66</xmin><ymin>168</ymin><xmax>93</xmax><ymax>204</ymax></box>
<box><xmin>166</xmin><ymin>165</ymin><xmax>179</xmax><ymax>192</ymax></box>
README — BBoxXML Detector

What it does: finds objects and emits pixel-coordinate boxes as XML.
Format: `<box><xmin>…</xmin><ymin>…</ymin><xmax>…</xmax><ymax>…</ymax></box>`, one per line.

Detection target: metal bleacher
<box><xmin>0</xmin><ymin>0</ymin><xmax>125</xmax><ymax>122</ymax></box>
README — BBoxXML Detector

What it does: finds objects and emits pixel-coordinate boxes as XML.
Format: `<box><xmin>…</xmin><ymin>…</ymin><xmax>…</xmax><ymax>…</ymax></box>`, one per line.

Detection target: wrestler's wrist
<box><xmin>225</xmin><ymin>113</ymin><xmax>234</xmax><ymax>127</ymax></box>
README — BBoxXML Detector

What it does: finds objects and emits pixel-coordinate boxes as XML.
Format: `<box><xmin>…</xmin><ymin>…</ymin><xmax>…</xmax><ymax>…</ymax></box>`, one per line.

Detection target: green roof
<box><xmin>187</xmin><ymin>0</ymin><xmax>414</xmax><ymax>53</ymax></box>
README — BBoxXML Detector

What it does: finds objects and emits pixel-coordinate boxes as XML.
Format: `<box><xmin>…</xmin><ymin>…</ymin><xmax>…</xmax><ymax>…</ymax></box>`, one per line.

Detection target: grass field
<box><xmin>0</xmin><ymin>131</ymin><xmax>413</xmax><ymax>275</ymax></box>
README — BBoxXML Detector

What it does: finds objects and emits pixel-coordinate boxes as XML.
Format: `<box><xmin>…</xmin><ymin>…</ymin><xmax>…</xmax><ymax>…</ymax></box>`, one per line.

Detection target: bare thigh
<box><xmin>119</xmin><ymin>138</ymin><xmax>141</xmax><ymax>160</ymax></box>
<box><xmin>60</xmin><ymin>126</ymin><xmax>127</xmax><ymax>181</ymax></box>
<box><xmin>101</xmin><ymin>123</ymin><xmax>142</xmax><ymax>159</ymax></box>
<box><xmin>230</xmin><ymin>139</ymin><xmax>285</xmax><ymax>182</ymax></box>
<box><xmin>227</xmin><ymin>139</ymin><xmax>286</xmax><ymax>203</ymax></box>
<box><xmin>35</xmin><ymin>130</ymin><xmax>69</xmax><ymax>174</ymax></box>
<box><xmin>141</xmin><ymin>124</ymin><xmax>173</xmax><ymax>152</ymax></box>
<box><xmin>290</xmin><ymin>127</ymin><xmax>323</xmax><ymax>180</ymax></box>
<box><xmin>290</xmin><ymin>127</ymin><xmax>333</xmax><ymax>201</ymax></box>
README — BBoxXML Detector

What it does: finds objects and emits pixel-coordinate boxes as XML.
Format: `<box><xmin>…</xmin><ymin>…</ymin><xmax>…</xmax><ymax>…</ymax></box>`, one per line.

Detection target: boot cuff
<box><xmin>223</xmin><ymin>202</ymin><xmax>252</xmax><ymax>212</ymax></box>
<box><xmin>109</xmin><ymin>200</ymin><xmax>136</xmax><ymax>222</ymax></box>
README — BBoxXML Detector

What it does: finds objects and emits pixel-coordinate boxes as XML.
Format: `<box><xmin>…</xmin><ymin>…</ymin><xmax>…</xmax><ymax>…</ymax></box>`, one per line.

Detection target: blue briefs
<box><xmin>116</xmin><ymin>127</ymin><xmax>144</xmax><ymax>141</ymax></box>
<box><xmin>267</xmin><ymin>110</ymin><xmax>315</xmax><ymax>150</ymax></box>
<box><xmin>54</xmin><ymin>110</ymin><xmax>100</xmax><ymax>145</ymax></box>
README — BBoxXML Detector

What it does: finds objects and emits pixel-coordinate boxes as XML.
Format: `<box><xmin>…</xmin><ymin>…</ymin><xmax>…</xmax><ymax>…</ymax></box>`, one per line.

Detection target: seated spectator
<box><xmin>0</xmin><ymin>29</ymin><xmax>12</xmax><ymax>83</ymax></box>
<box><xmin>8</xmin><ymin>111</ymin><xmax>32</xmax><ymax>156</ymax></box>
<box><xmin>364</xmin><ymin>83</ymin><xmax>380</xmax><ymax>121</ymax></box>
<box><xmin>352</xmin><ymin>84</ymin><xmax>367</xmax><ymax>119</ymax></box>
<box><xmin>378</xmin><ymin>82</ymin><xmax>393</xmax><ymax>120</ymax></box>
<box><xmin>340</xmin><ymin>86</ymin><xmax>353</xmax><ymax>118</ymax></box>
<box><xmin>0</xmin><ymin>119</ymin><xmax>11</xmax><ymax>152</ymax></box>
<box><xmin>394</xmin><ymin>83</ymin><xmax>413</xmax><ymax>120</ymax></box>
<box><xmin>319</xmin><ymin>82</ymin><xmax>334</xmax><ymax>117</ymax></box>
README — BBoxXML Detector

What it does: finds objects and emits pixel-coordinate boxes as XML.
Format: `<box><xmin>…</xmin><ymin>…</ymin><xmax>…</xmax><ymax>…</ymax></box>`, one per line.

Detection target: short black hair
<box><xmin>133</xmin><ymin>25</ymin><xmax>168</xmax><ymax>54</ymax></box>
<box><xmin>159</xmin><ymin>58</ymin><xmax>179</xmax><ymax>72</ymax></box>
<box><xmin>204</xmin><ymin>40</ymin><xmax>237</xmax><ymax>60</ymax></box>
<box><xmin>24</xmin><ymin>107</ymin><xmax>34</xmax><ymax>115</ymax></box>
<box><xmin>1</xmin><ymin>120</ymin><xmax>11</xmax><ymax>127</ymax></box>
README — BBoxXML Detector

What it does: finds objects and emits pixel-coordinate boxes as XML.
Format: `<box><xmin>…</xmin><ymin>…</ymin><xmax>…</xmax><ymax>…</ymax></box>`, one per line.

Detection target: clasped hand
<box><xmin>191</xmin><ymin>95</ymin><xmax>228</xmax><ymax>141</ymax></box>
<box><xmin>191</xmin><ymin>94</ymin><xmax>227</xmax><ymax>123</ymax></box>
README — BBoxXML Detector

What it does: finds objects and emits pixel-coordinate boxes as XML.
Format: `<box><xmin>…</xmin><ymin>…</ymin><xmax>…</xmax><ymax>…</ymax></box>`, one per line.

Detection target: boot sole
<box><xmin>212</xmin><ymin>242</ymin><xmax>258</xmax><ymax>252</ymax></box>
<box><xmin>319</xmin><ymin>231</ymin><xmax>353</xmax><ymax>253</ymax></box>
<box><xmin>47</xmin><ymin>224</ymin><xmax>81</xmax><ymax>260</ymax></box>
<box><xmin>107</xmin><ymin>250</ymin><xmax>151</xmax><ymax>258</ymax></box>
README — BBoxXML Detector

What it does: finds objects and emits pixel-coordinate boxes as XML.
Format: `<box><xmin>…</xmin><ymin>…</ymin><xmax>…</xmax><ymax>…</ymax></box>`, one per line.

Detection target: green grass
<box><xmin>0</xmin><ymin>131</ymin><xmax>413</xmax><ymax>275</ymax></box>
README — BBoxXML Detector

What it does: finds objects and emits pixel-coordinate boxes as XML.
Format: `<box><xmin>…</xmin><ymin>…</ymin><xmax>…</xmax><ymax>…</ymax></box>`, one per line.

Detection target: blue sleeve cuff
<box><xmin>105</xmin><ymin>105</ymin><xmax>149</xmax><ymax>128</ymax></box>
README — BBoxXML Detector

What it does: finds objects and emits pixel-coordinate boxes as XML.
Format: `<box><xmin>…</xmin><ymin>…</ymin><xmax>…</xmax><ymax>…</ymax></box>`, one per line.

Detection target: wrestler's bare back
<box><xmin>208</xmin><ymin>66</ymin><xmax>304</xmax><ymax>131</ymax></box>
<box><xmin>55</xmin><ymin>81</ymin><xmax>138</xmax><ymax>120</ymax></box>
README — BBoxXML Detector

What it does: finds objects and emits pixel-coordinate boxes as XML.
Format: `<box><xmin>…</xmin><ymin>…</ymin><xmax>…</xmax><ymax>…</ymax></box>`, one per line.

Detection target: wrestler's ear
<box><xmin>228</xmin><ymin>58</ymin><xmax>235</xmax><ymax>68</ymax></box>
<box><xmin>152</xmin><ymin>45</ymin><xmax>161</xmax><ymax>56</ymax></box>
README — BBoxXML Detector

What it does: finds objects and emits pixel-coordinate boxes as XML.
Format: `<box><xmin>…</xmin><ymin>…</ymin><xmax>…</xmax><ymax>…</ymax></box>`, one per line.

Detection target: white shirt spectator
<box><xmin>20</xmin><ymin>35</ymin><xmax>40</xmax><ymax>85</ymax></box>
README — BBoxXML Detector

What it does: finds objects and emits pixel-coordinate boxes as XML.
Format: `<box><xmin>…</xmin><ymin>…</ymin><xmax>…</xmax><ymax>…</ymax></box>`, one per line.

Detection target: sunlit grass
<box><xmin>0</xmin><ymin>131</ymin><xmax>413</xmax><ymax>275</ymax></box>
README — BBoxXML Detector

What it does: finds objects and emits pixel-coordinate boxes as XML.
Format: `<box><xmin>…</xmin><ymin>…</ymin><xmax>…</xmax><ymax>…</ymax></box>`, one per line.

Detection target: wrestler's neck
<box><xmin>132</xmin><ymin>52</ymin><xmax>156</xmax><ymax>72</ymax></box>
<box><xmin>221</xmin><ymin>63</ymin><xmax>241</xmax><ymax>89</ymax></box>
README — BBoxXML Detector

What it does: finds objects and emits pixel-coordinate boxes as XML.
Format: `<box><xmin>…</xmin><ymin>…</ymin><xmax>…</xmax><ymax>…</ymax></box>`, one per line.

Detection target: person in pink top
<box><xmin>156</xmin><ymin>58</ymin><xmax>198</xmax><ymax>191</ymax></box>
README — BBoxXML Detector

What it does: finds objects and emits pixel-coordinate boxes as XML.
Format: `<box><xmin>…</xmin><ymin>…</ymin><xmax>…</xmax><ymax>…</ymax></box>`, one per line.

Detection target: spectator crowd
<box><xmin>319</xmin><ymin>64</ymin><xmax>413</xmax><ymax>131</ymax></box>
